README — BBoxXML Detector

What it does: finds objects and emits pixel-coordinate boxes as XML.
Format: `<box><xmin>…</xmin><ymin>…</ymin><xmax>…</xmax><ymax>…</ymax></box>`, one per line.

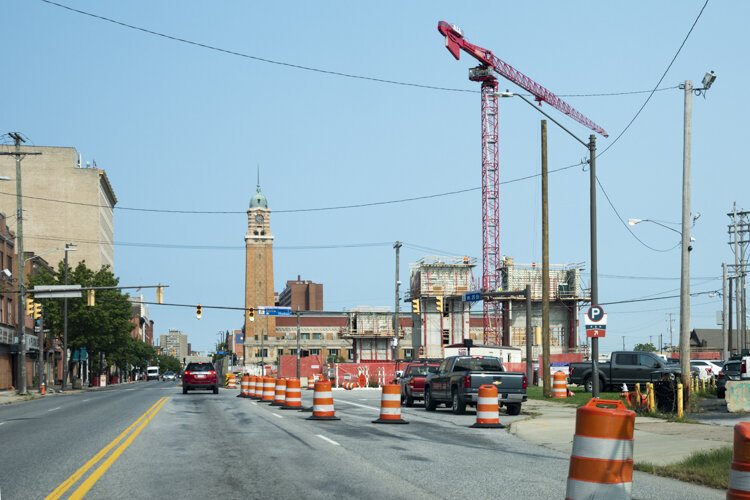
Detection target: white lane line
<box><xmin>82</xmin><ymin>399</ymin><xmax>90</xmax><ymax>402</ymax></box>
<box><xmin>336</xmin><ymin>399</ymin><xmax>379</xmax><ymax>412</ymax></box>
<box><xmin>251</xmin><ymin>402</ymin><xmax>257</xmax><ymax>406</ymax></box>
<box><xmin>0</xmin><ymin>421</ymin><xmax>5</xmax><ymax>426</ymax></box>
<box><xmin>124</xmin><ymin>388</ymin><xmax>136</xmax><ymax>391</ymax></box>
<box><xmin>316</xmin><ymin>434</ymin><xmax>340</xmax><ymax>446</ymax></box>
<box><xmin>47</xmin><ymin>407</ymin><xmax>61</xmax><ymax>412</ymax></box>
<box><xmin>271</xmin><ymin>413</ymin><xmax>283</xmax><ymax>419</ymax></box>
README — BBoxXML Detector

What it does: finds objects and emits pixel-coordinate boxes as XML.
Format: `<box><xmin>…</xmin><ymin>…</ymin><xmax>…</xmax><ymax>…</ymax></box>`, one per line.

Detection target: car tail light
<box><xmin>464</xmin><ymin>375</ymin><xmax>471</xmax><ymax>389</ymax></box>
<box><xmin>743</xmin><ymin>360</ymin><xmax>747</xmax><ymax>376</ymax></box>
<box><xmin>522</xmin><ymin>375</ymin><xmax>528</xmax><ymax>390</ymax></box>
<box><xmin>209</xmin><ymin>370</ymin><xmax>216</xmax><ymax>375</ymax></box>
<box><xmin>719</xmin><ymin>371</ymin><xmax>725</xmax><ymax>379</ymax></box>
<box><xmin>184</xmin><ymin>371</ymin><xmax>191</xmax><ymax>376</ymax></box>
<box><xmin>569</xmin><ymin>366</ymin><xmax>574</xmax><ymax>377</ymax></box>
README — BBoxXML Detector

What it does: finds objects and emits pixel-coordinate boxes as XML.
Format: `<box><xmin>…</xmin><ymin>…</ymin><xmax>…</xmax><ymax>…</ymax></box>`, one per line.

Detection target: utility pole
<box><xmin>393</xmin><ymin>241</ymin><xmax>401</xmax><ymax>362</ymax></box>
<box><xmin>667</xmin><ymin>313</ymin><xmax>675</xmax><ymax>350</ymax></box>
<box><xmin>525</xmin><ymin>285</ymin><xmax>532</xmax><ymax>387</ymax></box>
<box><xmin>622</xmin><ymin>336</ymin><xmax>625</xmax><ymax>351</ymax></box>
<box><xmin>730</xmin><ymin>278</ymin><xmax>735</xmax><ymax>355</ymax></box>
<box><xmin>62</xmin><ymin>243</ymin><xmax>76</xmax><ymax>391</ymax></box>
<box><xmin>541</xmin><ymin>120</ymin><xmax>551</xmax><ymax>397</ymax></box>
<box><xmin>678</xmin><ymin>79</ymin><xmax>693</xmax><ymax>403</ymax></box>
<box><xmin>296</xmin><ymin>307</ymin><xmax>301</xmax><ymax>379</ymax></box>
<box><xmin>0</xmin><ymin>133</ymin><xmax>40</xmax><ymax>395</ymax></box>
<box><xmin>723</xmin><ymin>263</ymin><xmax>729</xmax><ymax>359</ymax></box>
<box><xmin>589</xmin><ymin>133</ymin><xmax>600</xmax><ymax>397</ymax></box>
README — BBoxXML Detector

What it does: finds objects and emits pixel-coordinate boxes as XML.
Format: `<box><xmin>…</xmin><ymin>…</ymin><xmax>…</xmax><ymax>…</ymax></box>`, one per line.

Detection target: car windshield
<box><xmin>186</xmin><ymin>363</ymin><xmax>214</xmax><ymax>372</ymax></box>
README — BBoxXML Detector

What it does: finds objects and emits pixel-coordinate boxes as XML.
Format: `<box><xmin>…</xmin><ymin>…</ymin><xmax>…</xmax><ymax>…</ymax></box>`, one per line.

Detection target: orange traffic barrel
<box><xmin>249</xmin><ymin>375</ymin><xmax>260</xmax><ymax>400</ymax></box>
<box><xmin>470</xmin><ymin>384</ymin><xmax>504</xmax><ymax>428</ymax></box>
<box><xmin>372</xmin><ymin>384</ymin><xmax>408</xmax><ymax>424</ymax></box>
<box><xmin>553</xmin><ymin>371</ymin><xmax>568</xmax><ymax>398</ymax></box>
<box><xmin>306</xmin><ymin>380</ymin><xmax>340</xmax><ymax>421</ymax></box>
<box><xmin>271</xmin><ymin>378</ymin><xmax>287</xmax><ymax>406</ymax></box>
<box><xmin>238</xmin><ymin>374</ymin><xmax>251</xmax><ymax>398</ymax></box>
<box><xmin>728</xmin><ymin>422</ymin><xmax>750</xmax><ymax>499</ymax></box>
<box><xmin>281</xmin><ymin>378</ymin><xmax>302</xmax><ymax>410</ymax></box>
<box><xmin>307</xmin><ymin>375</ymin><xmax>316</xmax><ymax>390</ymax></box>
<box><xmin>565</xmin><ymin>398</ymin><xmax>635</xmax><ymax>500</ymax></box>
<box><xmin>261</xmin><ymin>376</ymin><xmax>275</xmax><ymax>402</ymax></box>
<box><xmin>342</xmin><ymin>381</ymin><xmax>357</xmax><ymax>390</ymax></box>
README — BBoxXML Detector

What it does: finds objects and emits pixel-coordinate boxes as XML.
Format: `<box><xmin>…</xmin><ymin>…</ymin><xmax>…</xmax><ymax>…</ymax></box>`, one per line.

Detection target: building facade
<box><xmin>277</xmin><ymin>277</ymin><xmax>323</xmax><ymax>311</ymax></box>
<box><xmin>0</xmin><ymin>146</ymin><xmax>117</xmax><ymax>271</ymax></box>
<box><xmin>130</xmin><ymin>295</ymin><xmax>154</xmax><ymax>346</ymax></box>
<box><xmin>159</xmin><ymin>330</ymin><xmax>189</xmax><ymax>361</ymax></box>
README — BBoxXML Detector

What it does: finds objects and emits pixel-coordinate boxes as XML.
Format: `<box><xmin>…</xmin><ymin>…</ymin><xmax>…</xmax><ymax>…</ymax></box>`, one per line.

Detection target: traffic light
<box><xmin>156</xmin><ymin>285</ymin><xmax>164</xmax><ymax>304</ymax></box>
<box><xmin>435</xmin><ymin>296</ymin><xmax>443</xmax><ymax>314</ymax></box>
<box><xmin>26</xmin><ymin>298</ymin><xmax>34</xmax><ymax>316</ymax></box>
<box><xmin>248</xmin><ymin>308</ymin><xmax>255</xmax><ymax>322</ymax></box>
<box><xmin>87</xmin><ymin>290</ymin><xmax>96</xmax><ymax>307</ymax></box>
<box><xmin>196</xmin><ymin>304</ymin><xmax>202</xmax><ymax>319</ymax></box>
<box><xmin>411</xmin><ymin>298</ymin><xmax>420</xmax><ymax>315</ymax></box>
<box><xmin>33</xmin><ymin>302</ymin><xmax>42</xmax><ymax>320</ymax></box>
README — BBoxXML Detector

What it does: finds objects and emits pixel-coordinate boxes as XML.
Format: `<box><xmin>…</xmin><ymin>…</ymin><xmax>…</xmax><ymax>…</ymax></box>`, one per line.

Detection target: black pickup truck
<box><xmin>569</xmin><ymin>351</ymin><xmax>682</xmax><ymax>392</ymax></box>
<box><xmin>423</xmin><ymin>355</ymin><xmax>527</xmax><ymax>416</ymax></box>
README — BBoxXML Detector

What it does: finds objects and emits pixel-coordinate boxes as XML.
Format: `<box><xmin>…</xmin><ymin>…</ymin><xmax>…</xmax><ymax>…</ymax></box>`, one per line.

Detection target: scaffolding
<box><xmin>498</xmin><ymin>257</ymin><xmax>588</xmax><ymax>301</ymax></box>
<box><xmin>409</xmin><ymin>255</ymin><xmax>477</xmax><ymax>299</ymax></box>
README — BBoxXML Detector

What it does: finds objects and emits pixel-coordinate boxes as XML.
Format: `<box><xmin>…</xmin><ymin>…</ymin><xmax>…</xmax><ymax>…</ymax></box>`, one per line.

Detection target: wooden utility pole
<box><xmin>541</xmin><ymin>120</ymin><xmax>551</xmax><ymax>397</ymax></box>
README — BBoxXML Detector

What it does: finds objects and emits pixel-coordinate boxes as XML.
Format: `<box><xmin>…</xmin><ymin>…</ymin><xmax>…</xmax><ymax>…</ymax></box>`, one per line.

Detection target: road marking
<box><xmin>336</xmin><ymin>399</ymin><xmax>379</xmax><ymax>412</ymax></box>
<box><xmin>271</xmin><ymin>413</ymin><xmax>283</xmax><ymax>419</ymax></box>
<box><xmin>82</xmin><ymin>399</ymin><xmax>90</xmax><ymax>402</ymax></box>
<box><xmin>316</xmin><ymin>434</ymin><xmax>340</xmax><ymax>446</ymax></box>
<box><xmin>46</xmin><ymin>397</ymin><xmax>168</xmax><ymax>500</ymax></box>
<box><xmin>0</xmin><ymin>421</ymin><xmax>5</xmax><ymax>426</ymax></box>
<box><xmin>251</xmin><ymin>402</ymin><xmax>257</xmax><ymax>406</ymax></box>
<box><xmin>47</xmin><ymin>407</ymin><xmax>61</xmax><ymax>412</ymax></box>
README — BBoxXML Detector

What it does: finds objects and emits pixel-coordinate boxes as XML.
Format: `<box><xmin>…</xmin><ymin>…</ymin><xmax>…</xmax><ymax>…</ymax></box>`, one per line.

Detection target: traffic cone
<box><xmin>282</xmin><ymin>378</ymin><xmax>302</xmax><ymax>410</ymax></box>
<box><xmin>372</xmin><ymin>384</ymin><xmax>408</xmax><ymax>424</ymax></box>
<box><xmin>566</xmin><ymin>398</ymin><xmax>635</xmax><ymax>499</ymax></box>
<box><xmin>306</xmin><ymin>380</ymin><xmax>340</xmax><ymax>421</ymax></box>
<box><xmin>728</xmin><ymin>422</ymin><xmax>750</xmax><ymax>499</ymax></box>
<box><xmin>271</xmin><ymin>378</ymin><xmax>287</xmax><ymax>407</ymax></box>
<box><xmin>470</xmin><ymin>384</ymin><xmax>504</xmax><ymax>428</ymax></box>
<box><xmin>40</xmin><ymin>382</ymin><xmax>46</xmax><ymax>396</ymax></box>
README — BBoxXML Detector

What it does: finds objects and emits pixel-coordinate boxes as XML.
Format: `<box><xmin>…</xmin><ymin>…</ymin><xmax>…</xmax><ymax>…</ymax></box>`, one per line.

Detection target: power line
<box><xmin>39</xmin><ymin>0</ymin><xmax>680</xmax><ymax>99</ymax></box>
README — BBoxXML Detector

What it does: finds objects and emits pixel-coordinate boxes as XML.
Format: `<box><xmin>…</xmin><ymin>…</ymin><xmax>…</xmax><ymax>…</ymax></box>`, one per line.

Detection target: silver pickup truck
<box><xmin>423</xmin><ymin>355</ymin><xmax>527</xmax><ymax>416</ymax></box>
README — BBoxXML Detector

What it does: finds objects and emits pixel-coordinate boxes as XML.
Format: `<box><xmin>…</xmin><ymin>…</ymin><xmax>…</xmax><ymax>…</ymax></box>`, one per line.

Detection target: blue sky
<box><xmin>3</xmin><ymin>1</ymin><xmax>745</xmax><ymax>353</ymax></box>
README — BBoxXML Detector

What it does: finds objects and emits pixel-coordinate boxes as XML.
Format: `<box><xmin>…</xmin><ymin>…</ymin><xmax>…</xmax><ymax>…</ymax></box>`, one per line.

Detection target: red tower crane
<box><xmin>437</xmin><ymin>21</ymin><xmax>608</xmax><ymax>345</ymax></box>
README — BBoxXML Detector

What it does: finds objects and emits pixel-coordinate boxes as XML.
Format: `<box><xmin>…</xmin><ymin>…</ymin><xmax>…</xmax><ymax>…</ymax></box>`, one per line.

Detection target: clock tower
<box><xmin>244</xmin><ymin>182</ymin><xmax>275</xmax><ymax>362</ymax></box>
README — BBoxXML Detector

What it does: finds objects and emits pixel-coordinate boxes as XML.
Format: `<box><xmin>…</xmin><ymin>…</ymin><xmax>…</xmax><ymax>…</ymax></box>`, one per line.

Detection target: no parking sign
<box><xmin>585</xmin><ymin>305</ymin><xmax>607</xmax><ymax>338</ymax></box>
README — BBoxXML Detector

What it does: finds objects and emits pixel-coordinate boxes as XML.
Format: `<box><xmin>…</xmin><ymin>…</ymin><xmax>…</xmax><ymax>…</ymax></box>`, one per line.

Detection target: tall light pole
<box><xmin>393</xmin><ymin>241</ymin><xmax>401</xmax><ymax>362</ymax></box>
<box><xmin>61</xmin><ymin>243</ymin><xmax>76</xmax><ymax>391</ymax></box>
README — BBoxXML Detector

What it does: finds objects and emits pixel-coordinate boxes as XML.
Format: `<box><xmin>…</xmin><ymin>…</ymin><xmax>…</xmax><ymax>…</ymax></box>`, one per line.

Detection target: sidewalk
<box><xmin>0</xmin><ymin>382</ymin><xmax>116</xmax><ymax>406</ymax></box>
<box><xmin>509</xmin><ymin>399</ymin><xmax>734</xmax><ymax>466</ymax></box>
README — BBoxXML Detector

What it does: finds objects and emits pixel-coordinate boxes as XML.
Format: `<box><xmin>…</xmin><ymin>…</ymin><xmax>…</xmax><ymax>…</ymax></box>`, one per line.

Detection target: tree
<box><xmin>29</xmin><ymin>261</ymin><xmax>136</xmax><ymax>376</ymax></box>
<box><xmin>633</xmin><ymin>342</ymin><xmax>657</xmax><ymax>352</ymax></box>
<box><xmin>157</xmin><ymin>355</ymin><xmax>181</xmax><ymax>373</ymax></box>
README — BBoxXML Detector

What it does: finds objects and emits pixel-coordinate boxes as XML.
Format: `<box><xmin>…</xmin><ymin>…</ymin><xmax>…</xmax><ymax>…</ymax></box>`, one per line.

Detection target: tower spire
<box><xmin>257</xmin><ymin>164</ymin><xmax>261</xmax><ymax>193</ymax></box>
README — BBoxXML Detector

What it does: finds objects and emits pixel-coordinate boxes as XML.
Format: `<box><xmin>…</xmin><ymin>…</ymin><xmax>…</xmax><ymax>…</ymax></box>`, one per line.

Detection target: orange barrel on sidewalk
<box><xmin>728</xmin><ymin>422</ymin><xmax>750</xmax><ymax>499</ymax></box>
<box><xmin>262</xmin><ymin>376</ymin><xmax>276</xmax><ymax>402</ymax></box>
<box><xmin>372</xmin><ymin>384</ymin><xmax>408</xmax><ymax>424</ymax></box>
<box><xmin>566</xmin><ymin>399</ymin><xmax>635</xmax><ymax>500</ymax></box>
<box><xmin>470</xmin><ymin>384</ymin><xmax>504</xmax><ymax>429</ymax></box>
<box><xmin>282</xmin><ymin>378</ymin><xmax>302</xmax><ymax>410</ymax></box>
<box><xmin>553</xmin><ymin>371</ymin><xmax>568</xmax><ymax>399</ymax></box>
<box><xmin>306</xmin><ymin>380</ymin><xmax>340</xmax><ymax>421</ymax></box>
<box><xmin>271</xmin><ymin>378</ymin><xmax>287</xmax><ymax>407</ymax></box>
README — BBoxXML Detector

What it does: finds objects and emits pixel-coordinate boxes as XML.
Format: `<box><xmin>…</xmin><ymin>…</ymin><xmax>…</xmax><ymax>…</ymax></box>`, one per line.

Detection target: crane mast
<box><xmin>437</xmin><ymin>21</ymin><xmax>607</xmax><ymax>345</ymax></box>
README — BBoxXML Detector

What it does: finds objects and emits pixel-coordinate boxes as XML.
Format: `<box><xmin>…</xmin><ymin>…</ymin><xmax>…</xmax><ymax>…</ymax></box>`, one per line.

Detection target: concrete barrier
<box><xmin>726</xmin><ymin>381</ymin><xmax>750</xmax><ymax>413</ymax></box>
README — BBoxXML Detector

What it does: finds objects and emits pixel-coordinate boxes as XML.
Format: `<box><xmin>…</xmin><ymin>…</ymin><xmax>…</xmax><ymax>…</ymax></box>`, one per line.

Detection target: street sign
<box><xmin>259</xmin><ymin>306</ymin><xmax>293</xmax><ymax>316</ymax></box>
<box><xmin>585</xmin><ymin>305</ymin><xmax>607</xmax><ymax>338</ymax></box>
<box><xmin>463</xmin><ymin>291</ymin><xmax>482</xmax><ymax>303</ymax></box>
<box><xmin>32</xmin><ymin>284</ymin><xmax>82</xmax><ymax>299</ymax></box>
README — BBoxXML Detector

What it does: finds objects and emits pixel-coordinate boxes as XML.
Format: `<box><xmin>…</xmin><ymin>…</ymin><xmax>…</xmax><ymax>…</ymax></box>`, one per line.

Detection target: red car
<box><xmin>182</xmin><ymin>362</ymin><xmax>219</xmax><ymax>394</ymax></box>
<box><xmin>399</xmin><ymin>362</ymin><xmax>440</xmax><ymax>407</ymax></box>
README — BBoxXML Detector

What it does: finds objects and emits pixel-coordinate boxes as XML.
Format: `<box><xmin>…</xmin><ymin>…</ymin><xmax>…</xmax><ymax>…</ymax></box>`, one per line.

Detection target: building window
<box><xmin>328</xmin><ymin>349</ymin><xmax>339</xmax><ymax>360</ymax></box>
<box><xmin>310</xmin><ymin>348</ymin><xmax>321</xmax><ymax>356</ymax></box>
<box><xmin>259</xmin><ymin>348</ymin><xmax>268</xmax><ymax>357</ymax></box>
<box><xmin>277</xmin><ymin>349</ymin><xmax>284</xmax><ymax>358</ymax></box>
<box><xmin>312</xmin><ymin>332</ymin><xmax>322</xmax><ymax>340</ymax></box>
<box><xmin>403</xmin><ymin>349</ymin><xmax>413</xmax><ymax>360</ymax></box>
<box><xmin>301</xmin><ymin>333</ymin><xmax>310</xmax><ymax>340</ymax></box>
<box><xmin>346</xmin><ymin>349</ymin><xmax>353</xmax><ymax>360</ymax></box>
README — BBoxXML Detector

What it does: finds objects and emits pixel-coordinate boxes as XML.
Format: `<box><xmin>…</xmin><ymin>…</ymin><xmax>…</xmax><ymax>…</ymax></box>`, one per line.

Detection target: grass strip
<box><xmin>526</xmin><ymin>385</ymin><xmax>622</xmax><ymax>406</ymax></box>
<box><xmin>635</xmin><ymin>446</ymin><xmax>732</xmax><ymax>490</ymax></box>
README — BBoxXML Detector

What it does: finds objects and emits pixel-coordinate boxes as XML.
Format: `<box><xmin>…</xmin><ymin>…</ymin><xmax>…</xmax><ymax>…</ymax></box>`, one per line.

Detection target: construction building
<box><xmin>0</xmin><ymin>146</ymin><xmax>117</xmax><ymax>271</ymax></box>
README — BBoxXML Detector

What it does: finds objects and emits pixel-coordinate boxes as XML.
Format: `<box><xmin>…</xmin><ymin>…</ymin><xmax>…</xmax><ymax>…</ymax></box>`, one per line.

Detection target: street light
<box><xmin>498</xmin><ymin>91</ymin><xmax>602</xmax><ymax>396</ymax></box>
<box><xmin>61</xmin><ymin>243</ymin><xmax>76</xmax><ymax>391</ymax></box>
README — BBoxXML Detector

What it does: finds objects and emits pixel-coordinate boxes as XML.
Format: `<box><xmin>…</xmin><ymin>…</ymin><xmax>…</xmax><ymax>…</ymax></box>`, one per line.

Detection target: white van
<box><xmin>146</xmin><ymin>366</ymin><xmax>160</xmax><ymax>381</ymax></box>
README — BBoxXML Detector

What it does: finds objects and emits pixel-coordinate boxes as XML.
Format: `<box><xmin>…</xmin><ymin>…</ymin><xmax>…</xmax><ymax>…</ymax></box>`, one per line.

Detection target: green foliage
<box><xmin>29</xmin><ymin>261</ymin><xmax>140</xmax><ymax>372</ymax></box>
<box><xmin>633</xmin><ymin>342</ymin><xmax>657</xmax><ymax>352</ymax></box>
<box><xmin>158</xmin><ymin>355</ymin><xmax>181</xmax><ymax>373</ymax></box>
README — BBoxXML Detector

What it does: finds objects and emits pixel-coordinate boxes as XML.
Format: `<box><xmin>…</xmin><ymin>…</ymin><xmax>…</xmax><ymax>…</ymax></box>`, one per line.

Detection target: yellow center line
<box><xmin>46</xmin><ymin>397</ymin><xmax>168</xmax><ymax>500</ymax></box>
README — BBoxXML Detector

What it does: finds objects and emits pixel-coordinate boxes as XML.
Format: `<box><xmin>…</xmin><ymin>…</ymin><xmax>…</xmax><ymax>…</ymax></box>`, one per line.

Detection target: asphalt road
<box><xmin>0</xmin><ymin>382</ymin><xmax>726</xmax><ymax>499</ymax></box>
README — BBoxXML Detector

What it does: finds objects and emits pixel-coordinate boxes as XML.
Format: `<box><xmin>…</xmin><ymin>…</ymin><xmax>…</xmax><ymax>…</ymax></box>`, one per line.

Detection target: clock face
<box><xmin>255</xmin><ymin>214</ymin><xmax>264</xmax><ymax>224</ymax></box>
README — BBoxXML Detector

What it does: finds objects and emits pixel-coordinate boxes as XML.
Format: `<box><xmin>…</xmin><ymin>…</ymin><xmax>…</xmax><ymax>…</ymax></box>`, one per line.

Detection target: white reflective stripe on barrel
<box><xmin>476</xmin><ymin>411</ymin><xmax>497</xmax><ymax>419</ymax></box>
<box><xmin>730</xmin><ymin>469</ymin><xmax>750</xmax><ymax>492</ymax></box>
<box><xmin>477</xmin><ymin>397</ymin><xmax>496</xmax><ymax>405</ymax></box>
<box><xmin>381</xmin><ymin>393</ymin><xmax>400</xmax><ymax>402</ymax></box>
<box><xmin>380</xmin><ymin>407</ymin><xmax>401</xmax><ymax>415</ymax></box>
<box><xmin>285</xmin><ymin>397</ymin><xmax>301</xmax><ymax>403</ymax></box>
<box><xmin>314</xmin><ymin>404</ymin><xmax>334</xmax><ymax>412</ymax></box>
<box><xmin>571</xmin><ymin>435</ymin><xmax>633</xmax><ymax>461</ymax></box>
<box><xmin>315</xmin><ymin>391</ymin><xmax>333</xmax><ymax>399</ymax></box>
<box><xmin>565</xmin><ymin>479</ymin><xmax>631</xmax><ymax>500</ymax></box>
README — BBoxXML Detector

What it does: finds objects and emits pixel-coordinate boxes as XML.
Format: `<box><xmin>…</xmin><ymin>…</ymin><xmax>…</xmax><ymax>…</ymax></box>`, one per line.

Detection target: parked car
<box><xmin>690</xmin><ymin>360</ymin><xmax>722</xmax><ymax>381</ymax></box>
<box><xmin>717</xmin><ymin>360</ymin><xmax>741</xmax><ymax>398</ymax></box>
<box><xmin>399</xmin><ymin>362</ymin><xmax>440</xmax><ymax>407</ymax></box>
<box><xmin>423</xmin><ymin>355</ymin><xmax>527</xmax><ymax>416</ymax></box>
<box><xmin>182</xmin><ymin>362</ymin><xmax>219</xmax><ymax>394</ymax></box>
<box><xmin>569</xmin><ymin>351</ymin><xmax>682</xmax><ymax>392</ymax></box>
<box><xmin>163</xmin><ymin>371</ymin><xmax>176</xmax><ymax>381</ymax></box>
